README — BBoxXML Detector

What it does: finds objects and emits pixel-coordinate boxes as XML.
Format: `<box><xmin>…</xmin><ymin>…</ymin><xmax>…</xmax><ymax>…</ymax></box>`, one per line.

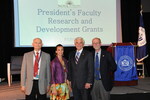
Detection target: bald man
<box><xmin>21</xmin><ymin>38</ymin><xmax>51</xmax><ymax>100</ymax></box>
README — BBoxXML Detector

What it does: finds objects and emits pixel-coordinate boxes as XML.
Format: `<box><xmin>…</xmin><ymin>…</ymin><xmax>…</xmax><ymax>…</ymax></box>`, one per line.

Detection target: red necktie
<box><xmin>34</xmin><ymin>52</ymin><xmax>39</xmax><ymax>77</ymax></box>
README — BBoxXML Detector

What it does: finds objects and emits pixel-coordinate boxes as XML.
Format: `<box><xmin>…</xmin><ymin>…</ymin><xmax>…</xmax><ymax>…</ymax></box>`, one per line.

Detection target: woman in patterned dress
<box><xmin>50</xmin><ymin>44</ymin><xmax>71</xmax><ymax>100</ymax></box>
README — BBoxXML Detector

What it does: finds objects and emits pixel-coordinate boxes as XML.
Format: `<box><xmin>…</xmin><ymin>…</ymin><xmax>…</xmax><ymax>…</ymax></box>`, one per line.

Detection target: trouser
<box><xmin>91</xmin><ymin>80</ymin><xmax>110</xmax><ymax>100</ymax></box>
<box><xmin>26</xmin><ymin>80</ymin><xmax>46</xmax><ymax>100</ymax></box>
<box><xmin>72</xmin><ymin>84</ymin><xmax>91</xmax><ymax>100</ymax></box>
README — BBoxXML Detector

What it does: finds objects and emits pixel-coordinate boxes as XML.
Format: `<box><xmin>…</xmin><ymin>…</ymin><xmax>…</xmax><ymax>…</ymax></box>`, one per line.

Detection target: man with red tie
<box><xmin>21</xmin><ymin>38</ymin><xmax>50</xmax><ymax>100</ymax></box>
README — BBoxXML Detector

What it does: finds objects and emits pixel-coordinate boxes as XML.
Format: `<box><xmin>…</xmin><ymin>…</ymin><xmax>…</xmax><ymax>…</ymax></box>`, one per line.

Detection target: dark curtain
<box><xmin>121</xmin><ymin>0</ymin><xmax>140</xmax><ymax>42</ymax></box>
<box><xmin>142</xmin><ymin>12</ymin><xmax>150</xmax><ymax>76</ymax></box>
<box><xmin>0</xmin><ymin>0</ymin><xmax>13</xmax><ymax>78</ymax></box>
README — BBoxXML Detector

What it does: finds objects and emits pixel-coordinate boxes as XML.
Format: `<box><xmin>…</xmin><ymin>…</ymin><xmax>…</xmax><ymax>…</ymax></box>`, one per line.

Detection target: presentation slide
<box><xmin>14</xmin><ymin>0</ymin><xmax>122</xmax><ymax>47</ymax></box>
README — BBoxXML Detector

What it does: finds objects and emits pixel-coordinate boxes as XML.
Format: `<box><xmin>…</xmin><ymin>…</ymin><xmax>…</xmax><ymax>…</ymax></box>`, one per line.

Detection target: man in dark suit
<box><xmin>68</xmin><ymin>37</ymin><xmax>94</xmax><ymax>100</ymax></box>
<box><xmin>91</xmin><ymin>37</ymin><xmax>117</xmax><ymax>100</ymax></box>
<box><xmin>21</xmin><ymin>38</ymin><xmax>50</xmax><ymax>100</ymax></box>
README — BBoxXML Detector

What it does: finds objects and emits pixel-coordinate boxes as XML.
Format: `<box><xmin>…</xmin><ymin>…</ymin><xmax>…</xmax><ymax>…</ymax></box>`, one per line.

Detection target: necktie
<box><xmin>34</xmin><ymin>52</ymin><xmax>39</xmax><ymax>77</ymax></box>
<box><xmin>75</xmin><ymin>52</ymin><xmax>80</xmax><ymax>64</ymax></box>
<box><xmin>95</xmin><ymin>53</ymin><xmax>100</xmax><ymax>80</ymax></box>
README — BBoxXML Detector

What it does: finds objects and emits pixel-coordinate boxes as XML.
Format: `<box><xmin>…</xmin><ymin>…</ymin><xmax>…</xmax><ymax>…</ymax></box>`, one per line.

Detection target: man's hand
<box><xmin>20</xmin><ymin>86</ymin><xmax>25</xmax><ymax>93</ymax></box>
<box><xmin>47</xmin><ymin>86</ymin><xmax>50</xmax><ymax>93</ymax></box>
<box><xmin>85</xmin><ymin>83</ymin><xmax>91</xmax><ymax>89</ymax></box>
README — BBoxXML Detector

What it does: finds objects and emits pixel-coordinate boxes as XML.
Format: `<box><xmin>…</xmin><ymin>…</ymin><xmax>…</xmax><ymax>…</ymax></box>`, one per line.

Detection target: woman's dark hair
<box><xmin>55</xmin><ymin>44</ymin><xmax>64</xmax><ymax>56</ymax></box>
<box><xmin>56</xmin><ymin>44</ymin><xmax>63</xmax><ymax>50</ymax></box>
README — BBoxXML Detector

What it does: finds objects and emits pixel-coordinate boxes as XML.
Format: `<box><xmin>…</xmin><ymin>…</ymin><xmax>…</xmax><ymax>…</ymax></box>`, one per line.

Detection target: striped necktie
<box><xmin>75</xmin><ymin>52</ymin><xmax>80</xmax><ymax>64</ymax></box>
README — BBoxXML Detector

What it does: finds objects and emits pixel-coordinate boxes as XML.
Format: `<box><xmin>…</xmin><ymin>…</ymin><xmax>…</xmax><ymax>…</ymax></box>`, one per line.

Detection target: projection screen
<box><xmin>14</xmin><ymin>0</ymin><xmax>122</xmax><ymax>47</ymax></box>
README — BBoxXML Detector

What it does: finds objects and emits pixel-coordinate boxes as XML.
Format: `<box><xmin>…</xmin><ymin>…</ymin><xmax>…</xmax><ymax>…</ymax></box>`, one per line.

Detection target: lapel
<box><xmin>28</xmin><ymin>51</ymin><xmax>34</xmax><ymax>77</ymax></box>
<box><xmin>100</xmin><ymin>50</ymin><xmax>105</xmax><ymax>67</ymax></box>
<box><xmin>29</xmin><ymin>51</ymin><xmax>34</xmax><ymax>67</ymax></box>
<box><xmin>72</xmin><ymin>51</ymin><xmax>76</xmax><ymax>65</ymax></box>
<box><xmin>39</xmin><ymin>51</ymin><xmax>44</xmax><ymax>74</ymax></box>
<box><xmin>40</xmin><ymin>51</ymin><xmax>43</xmax><ymax>67</ymax></box>
<box><xmin>93</xmin><ymin>51</ymin><xmax>95</xmax><ymax>60</ymax></box>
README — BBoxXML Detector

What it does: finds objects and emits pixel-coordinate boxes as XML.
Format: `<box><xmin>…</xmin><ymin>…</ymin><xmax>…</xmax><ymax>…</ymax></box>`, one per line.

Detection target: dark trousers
<box><xmin>72</xmin><ymin>84</ymin><xmax>91</xmax><ymax>100</ymax></box>
<box><xmin>26</xmin><ymin>80</ymin><xmax>46</xmax><ymax>100</ymax></box>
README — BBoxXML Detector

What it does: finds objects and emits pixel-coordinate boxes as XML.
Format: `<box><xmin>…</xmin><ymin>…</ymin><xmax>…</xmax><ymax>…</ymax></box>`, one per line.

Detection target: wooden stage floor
<box><xmin>0</xmin><ymin>77</ymin><xmax>150</xmax><ymax>100</ymax></box>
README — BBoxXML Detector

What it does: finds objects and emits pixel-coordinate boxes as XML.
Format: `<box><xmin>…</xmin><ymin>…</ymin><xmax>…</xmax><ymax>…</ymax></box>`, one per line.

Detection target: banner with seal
<box><xmin>114</xmin><ymin>45</ymin><xmax>138</xmax><ymax>81</ymax></box>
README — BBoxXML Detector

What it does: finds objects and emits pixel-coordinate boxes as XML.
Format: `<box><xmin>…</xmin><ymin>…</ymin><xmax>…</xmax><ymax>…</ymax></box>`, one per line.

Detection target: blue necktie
<box><xmin>95</xmin><ymin>53</ymin><xmax>100</xmax><ymax>80</ymax></box>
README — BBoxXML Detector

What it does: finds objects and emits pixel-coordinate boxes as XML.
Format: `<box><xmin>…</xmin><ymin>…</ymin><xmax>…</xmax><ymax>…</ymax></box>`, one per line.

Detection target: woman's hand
<box><xmin>51</xmin><ymin>84</ymin><xmax>57</xmax><ymax>95</ymax></box>
<box><xmin>66</xmin><ymin>80</ymin><xmax>72</xmax><ymax>92</ymax></box>
<box><xmin>52</xmin><ymin>88</ymin><xmax>57</xmax><ymax>96</ymax></box>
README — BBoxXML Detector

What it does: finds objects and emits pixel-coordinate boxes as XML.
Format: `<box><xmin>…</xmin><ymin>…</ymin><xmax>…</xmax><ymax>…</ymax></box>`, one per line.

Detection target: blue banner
<box><xmin>136</xmin><ymin>11</ymin><xmax>148</xmax><ymax>62</ymax></box>
<box><xmin>115</xmin><ymin>45</ymin><xmax>138</xmax><ymax>81</ymax></box>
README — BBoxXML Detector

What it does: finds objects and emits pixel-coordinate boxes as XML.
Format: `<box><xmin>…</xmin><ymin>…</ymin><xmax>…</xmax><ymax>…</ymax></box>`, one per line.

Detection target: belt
<box><xmin>95</xmin><ymin>78</ymin><xmax>101</xmax><ymax>80</ymax></box>
<box><xmin>33</xmin><ymin>80</ymin><xmax>39</xmax><ymax>81</ymax></box>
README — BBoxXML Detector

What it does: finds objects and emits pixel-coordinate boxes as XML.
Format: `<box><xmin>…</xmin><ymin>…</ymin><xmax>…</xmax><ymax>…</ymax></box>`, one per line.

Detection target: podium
<box><xmin>107</xmin><ymin>43</ymin><xmax>138</xmax><ymax>86</ymax></box>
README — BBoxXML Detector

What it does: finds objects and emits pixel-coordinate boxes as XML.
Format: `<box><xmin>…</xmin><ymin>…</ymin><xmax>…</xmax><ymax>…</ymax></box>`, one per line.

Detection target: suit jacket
<box><xmin>93</xmin><ymin>50</ymin><xmax>117</xmax><ymax>91</ymax></box>
<box><xmin>68</xmin><ymin>49</ymin><xmax>94</xmax><ymax>89</ymax></box>
<box><xmin>21</xmin><ymin>51</ymin><xmax>50</xmax><ymax>95</ymax></box>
